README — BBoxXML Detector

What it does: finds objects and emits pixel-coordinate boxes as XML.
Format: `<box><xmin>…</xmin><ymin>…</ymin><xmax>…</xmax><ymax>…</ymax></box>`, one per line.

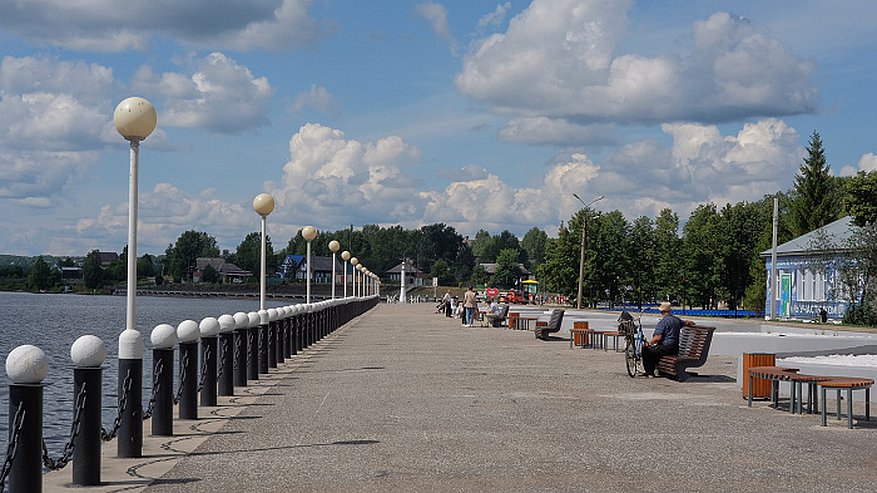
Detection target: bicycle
<box><xmin>619</xmin><ymin>310</ymin><xmax>646</xmax><ymax>377</ymax></box>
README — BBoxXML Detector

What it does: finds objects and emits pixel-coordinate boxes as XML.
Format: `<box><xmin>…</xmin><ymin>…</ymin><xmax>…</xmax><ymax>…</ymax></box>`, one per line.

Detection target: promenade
<box><xmin>46</xmin><ymin>303</ymin><xmax>877</xmax><ymax>492</ymax></box>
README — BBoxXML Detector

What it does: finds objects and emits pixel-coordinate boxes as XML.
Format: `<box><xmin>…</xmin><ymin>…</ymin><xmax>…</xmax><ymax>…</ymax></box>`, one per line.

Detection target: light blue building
<box><xmin>762</xmin><ymin>216</ymin><xmax>860</xmax><ymax>321</ymax></box>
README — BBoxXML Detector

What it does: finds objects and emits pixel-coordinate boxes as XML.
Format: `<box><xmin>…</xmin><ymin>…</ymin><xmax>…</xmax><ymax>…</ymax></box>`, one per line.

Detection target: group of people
<box><xmin>436</xmin><ymin>287</ymin><xmax>506</xmax><ymax>327</ymax></box>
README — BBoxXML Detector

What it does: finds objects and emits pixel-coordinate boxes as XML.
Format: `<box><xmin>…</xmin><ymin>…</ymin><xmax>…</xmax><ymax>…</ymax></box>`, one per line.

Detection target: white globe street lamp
<box><xmin>253</xmin><ymin>193</ymin><xmax>275</xmax><ymax>311</ymax></box>
<box><xmin>329</xmin><ymin>240</ymin><xmax>340</xmax><ymax>300</ymax></box>
<box><xmin>302</xmin><ymin>226</ymin><xmax>317</xmax><ymax>303</ymax></box>
<box><xmin>350</xmin><ymin>257</ymin><xmax>359</xmax><ymax>297</ymax></box>
<box><xmin>113</xmin><ymin>96</ymin><xmax>157</xmax><ymax>459</ymax></box>
<box><xmin>341</xmin><ymin>250</ymin><xmax>351</xmax><ymax>298</ymax></box>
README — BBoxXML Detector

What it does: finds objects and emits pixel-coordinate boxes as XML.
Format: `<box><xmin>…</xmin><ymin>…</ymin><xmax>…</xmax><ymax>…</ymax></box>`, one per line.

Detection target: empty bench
<box><xmin>655</xmin><ymin>325</ymin><xmax>715</xmax><ymax>381</ymax></box>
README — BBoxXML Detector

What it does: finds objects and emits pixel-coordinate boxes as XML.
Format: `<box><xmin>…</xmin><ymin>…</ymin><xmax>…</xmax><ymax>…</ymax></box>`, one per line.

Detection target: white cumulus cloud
<box><xmin>416</xmin><ymin>2</ymin><xmax>457</xmax><ymax>54</ymax></box>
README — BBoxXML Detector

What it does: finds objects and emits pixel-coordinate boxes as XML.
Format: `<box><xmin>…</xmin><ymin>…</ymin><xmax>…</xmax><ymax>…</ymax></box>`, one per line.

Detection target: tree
<box><xmin>235</xmin><ymin>232</ymin><xmax>275</xmax><ymax>274</ymax></box>
<box><xmin>654</xmin><ymin>208</ymin><xmax>682</xmax><ymax>303</ymax></box>
<box><xmin>789</xmin><ymin>131</ymin><xmax>841</xmax><ymax>237</ymax></box>
<box><xmin>201</xmin><ymin>264</ymin><xmax>221</xmax><ymax>284</ymax></box>
<box><xmin>537</xmin><ymin>217</ymin><xmax>581</xmax><ymax>298</ymax></box>
<box><xmin>451</xmin><ymin>243</ymin><xmax>475</xmax><ymax>284</ymax></box>
<box><xmin>493</xmin><ymin>248</ymin><xmax>520</xmax><ymax>289</ymax></box>
<box><xmin>82</xmin><ymin>250</ymin><xmax>104</xmax><ymax>290</ymax></box>
<box><xmin>27</xmin><ymin>256</ymin><xmax>54</xmax><ymax>291</ymax></box>
<box><xmin>470</xmin><ymin>264</ymin><xmax>490</xmax><ymax>287</ymax></box>
<box><xmin>167</xmin><ymin>230</ymin><xmax>220</xmax><ymax>282</ymax></box>
<box><xmin>587</xmin><ymin>211</ymin><xmax>630</xmax><ymax>307</ymax></box>
<box><xmin>845</xmin><ymin>170</ymin><xmax>877</xmax><ymax>227</ymax></box>
<box><xmin>521</xmin><ymin>227</ymin><xmax>548</xmax><ymax>268</ymax></box>
<box><xmin>627</xmin><ymin>216</ymin><xmax>656</xmax><ymax>309</ymax></box>
<box><xmin>469</xmin><ymin>229</ymin><xmax>493</xmax><ymax>258</ymax></box>
<box><xmin>682</xmin><ymin>204</ymin><xmax>724</xmax><ymax>309</ymax></box>
<box><xmin>429</xmin><ymin>259</ymin><xmax>454</xmax><ymax>285</ymax></box>
<box><xmin>138</xmin><ymin>254</ymin><xmax>156</xmax><ymax>279</ymax></box>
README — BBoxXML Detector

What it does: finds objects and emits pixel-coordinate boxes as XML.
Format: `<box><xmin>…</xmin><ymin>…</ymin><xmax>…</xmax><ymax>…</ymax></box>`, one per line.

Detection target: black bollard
<box><xmin>177</xmin><ymin>320</ymin><xmax>201</xmax><ymax>420</ymax></box>
<box><xmin>199</xmin><ymin>317</ymin><xmax>219</xmax><ymax>407</ymax></box>
<box><xmin>234</xmin><ymin>327</ymin><xmax>248</xmax><ymax>387</ymax></box>
<box><xmin>72</xmin><ymin>367</ymin><xmax>101</xmax><ymax>485</ymax></box>
<box><xmin>217</xmin><ymin>315</ymin><xmax>236</xmax><ymax>396</ymax></box>
<box><xmin>282</xmin><ymin>310</ymin><xmax>291</xmax><ymax>359</ymax></box>
<box><xmin>247</xmin><ymin>314</ymin><xmax>260</xmax><ymax>381</ymax></box>
<box><xmin>6</xmin><ymin>345</ymin><xmax>47</xmax><ymax>493</ymax></box>
<box><xmin>267</xmin><ymin>314</ymin><xmax>277</xmax><ymax>369</ymax></box>
<box><xmin>274</xmin><ymin>317</ymin><xmax>284</xmax><ymax>364</ymax></box>
<box><xmin>294</xmin><ymin>310</ymin><xmax>302</xmax><ymax>354</ymax></box>
<box><xmin>117</xmin><ymin>330</ymin><xmax>143</xmax><ymax>458</ymax></box>
<box><xmin>151</xmin><ymin>347</ymin><xmax>175</xmax><ymax>436</ymax></box>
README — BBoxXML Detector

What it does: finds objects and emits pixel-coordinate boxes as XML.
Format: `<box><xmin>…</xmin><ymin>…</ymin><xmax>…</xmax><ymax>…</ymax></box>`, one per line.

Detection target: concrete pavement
<box><xmin>45</xmin><ymin>303</ymin><xmax>877</xmax><ymax>492</ymax></box>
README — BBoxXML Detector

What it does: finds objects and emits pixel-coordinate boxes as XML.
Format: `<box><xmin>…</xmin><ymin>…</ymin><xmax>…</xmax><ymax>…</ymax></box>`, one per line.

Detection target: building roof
<box><xmin>282</xmin><ymin>254</ymin><xmax>305</xmax><ymax>266</ymax></box>
<box><xmin>385</xmin><ymin>262</ymin><xmax>423</xmax><ymax>274</ymax></box>
<box><xmin>479</xmin><ymin>262</ymin><xmax>531</xmax><ymax>276</ymax></box>
<box><xmin>196</xmin><ymin>258</ymin><xmax>251</xmax><ymax>276</ymax></box>
<box><xmin>760</xmin><ymin>216</ymin><xmax>857</xmax><ymax>257</ymax></box>
<box><xmin>97</xmin><ymin>251</ymin><xmax>118</xmax><ymax>265</ymax></box>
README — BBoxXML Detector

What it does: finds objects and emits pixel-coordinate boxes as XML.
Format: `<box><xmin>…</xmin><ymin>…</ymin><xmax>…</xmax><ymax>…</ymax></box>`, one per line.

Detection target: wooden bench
<box><xmin>534</xmin><ymin>309</ymin><xmax>565</xmax><ymax>340</ymax></box>
<box><xmin>655</xmin><ymin>325</ymin><xmax>715</xmax><ymax>381</ymax></box>
<box><xmin>819</xmin><ymin>377</ymin><xmax>874</xmax><ymax>428</ymax></box>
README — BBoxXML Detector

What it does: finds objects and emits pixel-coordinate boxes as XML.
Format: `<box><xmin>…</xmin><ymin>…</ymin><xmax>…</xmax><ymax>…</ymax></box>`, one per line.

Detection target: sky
<box><xmin>1</xmin><ymin>0</ymin><xmax>876</xmax><ymax>257</ymax></box>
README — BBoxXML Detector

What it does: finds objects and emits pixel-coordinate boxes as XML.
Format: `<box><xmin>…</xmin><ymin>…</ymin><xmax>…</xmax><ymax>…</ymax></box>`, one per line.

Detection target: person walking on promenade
<box><xmin>441</xmin><ymin>290</ymin><xmax>452</xmax><ymax>317</ymax></box>
<box><xmin>463</xmin><ymin>286</ymin><xmax>477</xmax><ymax>327</ymax></box>
<box><xmin>641</xmin><ymin>301</ymin><xmax>694</xmax><ymax>377</ymax></box>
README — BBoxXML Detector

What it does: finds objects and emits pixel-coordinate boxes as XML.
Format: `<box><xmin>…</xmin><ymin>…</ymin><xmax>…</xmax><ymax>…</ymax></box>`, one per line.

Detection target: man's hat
<box><xmin>658</xmin><ymin>301</ymin><xmax>672</xmax><ymax>313</ymax></box>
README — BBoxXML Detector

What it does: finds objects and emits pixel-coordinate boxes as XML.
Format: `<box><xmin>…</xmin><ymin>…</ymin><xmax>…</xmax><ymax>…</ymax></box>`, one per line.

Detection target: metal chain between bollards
<box><xmin>234</xmin><ymin>334</ymin><xmax>241</xmax><ymax>365</ymax></box>
<box><xmin>142</xmin><ymin>359</ymin><xmax>164</xmax><ymax>421</ymax></box>
<box><xmin>0</xmin><ymin>402</ymin><xmax>26</xmax><ymax>493</ymax></box>
<box><xmin>42</xmin><ymin>381</ymin><xmax>88</xmax><ymax>471</ymax></box>
<box><xmin>196</xmin><ymin>345</ymin><xmax>211</xmax><ymax>393</ymax></box>
<box><xmin>218</xmin><ymin>338</ymin><xmax>228</xmax><ymax>379</ymax></box>
<box><xmin>174</xmin><ymin>350</ymin><xmax>190</xmax><ymax>405</ymax></box>
<box><xmin>101</xmin><ymin>369</ymin><xmax>133</xmax><ymax>442</ymax></box>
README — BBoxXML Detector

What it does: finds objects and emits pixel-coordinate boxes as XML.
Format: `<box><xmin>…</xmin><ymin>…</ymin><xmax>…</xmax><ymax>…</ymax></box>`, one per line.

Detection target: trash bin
<box><xmin>572</xmin><ymin>321</ymin><xmax>590</xmax><ymax>347</ymax></box>
<box><xmin>742</xmin><ymin>352</ymin><xmax>776</xmax><ymax>399</ymax></box>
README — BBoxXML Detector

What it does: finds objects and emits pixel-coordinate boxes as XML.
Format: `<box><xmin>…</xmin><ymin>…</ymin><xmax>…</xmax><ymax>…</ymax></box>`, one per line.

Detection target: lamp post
<box><xmin>302</xmin><ymin>226</ymin><xmax>317</xmax><ymax>303</ymax></box>
<box><xmin>253</xmin><ymin>193</ymin><xmax>275</xmax><ymax>311</ymax></box>
<box><xmin>400</xmin><ymin>260</ymin><xmax>407</xmax><ymax>304</ymax></box>
<box><xmin>350</xmin><ymin>257</ymin><xmax>359</xmax><ymax>297</ymax></box>
<box><xmin>113</xmin><ymin>96</ymin><xmax>157</xmax><ymax>459</ymax></box>
<box><xmin>572</xmin><ymin>194</ymin><xmax>604</xmax><ymax>310</ymax></box>
<box><xmin>329</xmin><ymin>240</ymin><xmax>340</xmax><ymax>299</ymax></box>
<box><xmin>341</xmin><ymin>250</ymin><xmax>351</xmax><ymax>298</ymax></box>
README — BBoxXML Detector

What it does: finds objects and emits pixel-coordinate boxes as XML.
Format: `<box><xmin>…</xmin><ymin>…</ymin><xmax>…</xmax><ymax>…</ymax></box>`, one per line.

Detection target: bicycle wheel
<box><xmin>625</xmin><ymin>339</ymin><xmax>639</xmax><ymax>377</ymax></box>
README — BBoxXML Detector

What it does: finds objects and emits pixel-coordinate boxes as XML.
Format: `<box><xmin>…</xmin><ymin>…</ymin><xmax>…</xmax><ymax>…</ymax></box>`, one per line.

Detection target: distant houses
<box><xmin>277</xmin><ymin>254</ymin><xmax>344</xmax><ymax>283</ymax></box>
<box><xmin>762</xmin><ymin>216</ymin><xmax>862</xmax><ymax>321</ymax></box>
<box><xmin>384</xmin><ymin>261</ymin><xmax>426</xmax><ymax>286</ymax></box>
<box><xmin>193</xmin><ymin>258</ymin><xmax>251</xmax><ymax>284</ymax></box>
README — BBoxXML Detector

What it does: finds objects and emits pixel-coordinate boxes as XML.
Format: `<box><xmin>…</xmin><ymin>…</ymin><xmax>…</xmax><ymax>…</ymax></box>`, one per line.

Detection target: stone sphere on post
<box><xmin>329</xmin><ymin>240</ymin><xmax>340</xmax><ymax>253</ymax></box>
<box><xmin>199</xmin><ymin>317</ymin><xmax>221</xmax><ymax>338</ymax></box>
<box><xmin>218</xmin><ymin>314</ymin><xmax>236</xmax><ymax>334</ymax></box>
<box><xmin>350</xmin><ymin>257</ymin><xmax>359</xmax><ymax>266</ymax></box>
<box><xmin>302</xmin><ymin>225</ymin><xmax>317</xmax><ymax>242</ymax></box>
<box><xmin>151</xmin><ymin>324</ymin><xmax>177</xmax><ymax>349</ymax></box>
<box><xmin>341</xmin><ymin>251</ymin><xmax>350</xmax><ymax>262</ymax></box>
<box><xmin>177</xmin><ymin>320</ymin><xmax>200</xmax><ymax>343</ymax></box>
<box><xmin>6</xmin><ymin>344</ymin><xmax>49</xmax><ymax>384</ymax></box>
<box><xmin>113</xmin><ymin>97</ymin><xmax>157</xmax><ymax>141</ymax></box>
<box><xmin>252</xmin><ymin>193</ymin><xmax>275</xmax><ymax>217</ymax></box>
<box><xmin>71</xmin><ymin>335</ymin><xmax>107</xmax><ymax>368</ymax></box>
<box><xmin>233</xmin><ymin>312</ymin><xmax>249</xmax><ymax>329</ymax></box>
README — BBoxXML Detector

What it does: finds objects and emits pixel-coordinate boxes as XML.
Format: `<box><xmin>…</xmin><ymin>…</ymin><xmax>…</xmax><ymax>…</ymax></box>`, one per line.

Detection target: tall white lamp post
<box><xmin>253</xmin><ymin>193</ymin><xmax>275</xmax><ymax>311</ymax></box>
<box><xmin>400</xmin><ymin>260</ymin><xmax>407</xmax><ymax>304</ymax></box>
<box><xmin>113</xmin><ymin>96</ymin><xmax>157</xmax><ymax>458</ymax></box>
<box><xmin>329</xmin><ymin>240</ymin><xmax>340</xmax><ymax>299</ymax></box>
<box><xmin>572</xmin><ymin>194</ymin><xmax>604</xmax><ymax>310</ymax></box>
<box><xmin>341</xmin><ymin>250</ymin><xmax>351</xmax><ymax>298</ymax></box>
<box><xmin>350</xmin><ymin>257</ymin><xmax>359</xmax><ymax>297</ymax></box>
<box><xmin>302</xmin><ymin>226</ymin><xmax>317</xmax><ymax>303</ymax></box>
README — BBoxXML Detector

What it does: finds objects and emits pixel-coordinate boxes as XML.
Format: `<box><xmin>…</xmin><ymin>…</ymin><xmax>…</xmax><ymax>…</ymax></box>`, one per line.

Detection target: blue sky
<box><xmin>0</xmin><ymin>0</ymin><xmax>875</xmax><ymax>256</ymax></box>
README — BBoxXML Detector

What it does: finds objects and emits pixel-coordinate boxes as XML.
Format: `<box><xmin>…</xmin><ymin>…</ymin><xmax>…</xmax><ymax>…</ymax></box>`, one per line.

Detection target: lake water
<box><xmin>0</xmin><ymin>291</ymin><xmax>288</xmax><ymax>448</ymax></box>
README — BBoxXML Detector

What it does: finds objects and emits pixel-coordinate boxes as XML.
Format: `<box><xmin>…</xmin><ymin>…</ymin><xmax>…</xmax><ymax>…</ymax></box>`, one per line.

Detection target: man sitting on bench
<box><xmin>642</xmin><ymin>302</ymin><xmax>694</xmax><ymax>378</ymax></box>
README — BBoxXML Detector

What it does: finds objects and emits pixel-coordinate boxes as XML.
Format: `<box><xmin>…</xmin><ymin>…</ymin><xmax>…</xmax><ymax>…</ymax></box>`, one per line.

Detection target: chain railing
<box><xmin>173</xmin><ymin>351</ymin><xmax>190</xmax><ymax>405</ymax></box>
<box><xmin>142</xmin><ymin>360</ymin><xmax>164</xmax><ymax>421</ymax></box>
<box><xmin>101</xmin><ymin>370</ymin><xmax>132</xmax><ymax>442</ymax></box>
<box><xmin>41</xmin><ymin>382</ymin><xmax>88</xmax><ymax>471</ymax></box>
<box><xmin>196</xmin><ymin>345</ymin><xmax>211</xmax><ymax>393</ymax></box>
<box><xmin>0</xmin><ymin>403</ymin><xmax>26</xmax><ymax>493</ymax></box>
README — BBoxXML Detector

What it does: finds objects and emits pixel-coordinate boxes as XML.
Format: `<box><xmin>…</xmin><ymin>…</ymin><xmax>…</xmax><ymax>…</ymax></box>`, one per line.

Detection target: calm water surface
<box><xmin>0</xmin><ymin>291</ymin><xmax>287</xmax><ymax>448</ymax></box>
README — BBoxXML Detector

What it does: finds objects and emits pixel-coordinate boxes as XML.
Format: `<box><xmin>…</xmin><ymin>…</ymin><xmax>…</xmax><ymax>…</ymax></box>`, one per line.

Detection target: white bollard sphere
<box><xmin>151</xmin><ymin>324</ymin><xmax>177</xmax><ymax>349</ymax></box>
<box><xmin>177</xmin><ymin>320</ymin><xmax>200</xmax><ymax>343</ymax></box>
<box><xmin>233</xmin><ymin>312</ymin><xmax>249</xmax><ymax>329</ymax></box>
<box><xmin>218</xmin><ymin>314</ymin><xmax>236</xmax><ymax>334</ymax></box>
<box><xmin>71</xmin><ymin>335</ymin><xmax>107</xmax><ymax>367</ymax></box>
<box><xmin>247</xmin><ymin>312</ymin><xmax>260</xmax><ymax>328</ymax></box>
<box><xmin>200</xmin><ymin>317</ymin><xmax>221</xmax><ymax>337</ymax></box>
<box><xmin>268</xmin><ymin>308</ymin><xmax>278</xmax><ymax>322</ymax></box>
<box><xmin>6</xmin><ymin>345</ymin><xmax>49</xmax><ymax>384</ymax></box>
<box><xmin>258</xmin><ymin>309</ymin><xmax>269</xmax><ymax>325</ymax></box>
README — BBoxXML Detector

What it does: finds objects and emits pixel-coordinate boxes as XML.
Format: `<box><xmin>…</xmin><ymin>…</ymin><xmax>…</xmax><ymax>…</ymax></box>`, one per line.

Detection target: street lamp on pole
<box><xmin>350</xmin><ymin>257</ymin><xmax>359</xmax><ymax>297</ymax></box>
<box><xmin>572</xmin><ymin>194</ymin><xmax>604</xmax><ymax>310</ymax></box>
<box><xmin>113</xmin><ymin>96</ymin><xmax>157</xmax><ymax>458</ymax></box>
<box><xmin>252</xmin><ymin>193</ymin><xmax>275</xmax><ymax>312</ymax></box>
<box><xmin>341</xmin><ymin>250</ymin><xmax>351</xmax><ymax>298</ymax></box>
<box><xmin>329</xmin><ymin>240</ymin><xmax>340</xmax><ymax>299</ymax></box>
<box><xmin>302</xmin><ymin>226</ymin><xmax>317</xmax><ymax>303</ymax></box>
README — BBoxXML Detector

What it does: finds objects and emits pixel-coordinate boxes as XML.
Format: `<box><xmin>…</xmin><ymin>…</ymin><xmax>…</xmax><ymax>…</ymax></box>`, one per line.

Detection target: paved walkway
<box><xmin>46</xmin><ymin>304</ymin><xmax>877</xmax><ymax>492</ymax></box>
